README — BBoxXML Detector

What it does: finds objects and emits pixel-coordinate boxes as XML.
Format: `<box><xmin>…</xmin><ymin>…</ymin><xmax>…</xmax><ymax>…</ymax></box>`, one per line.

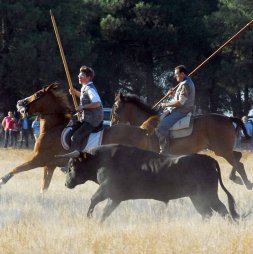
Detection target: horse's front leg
<box><xmin>0</xmin><ymin>158</ymin><xmax>41</xmax><ymax>187</ymax></box>
<box><xmin>40</xmin><ymin>166</ymin><xmax>56</xmax><ymax>193</ymax></box>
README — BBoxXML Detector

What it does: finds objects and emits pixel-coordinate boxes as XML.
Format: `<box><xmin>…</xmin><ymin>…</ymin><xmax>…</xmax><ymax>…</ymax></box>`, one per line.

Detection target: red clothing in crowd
<box><xmin>2</xmin><ymin>116</ymin><xmax>14</xmax><ymax>130</ymax></box>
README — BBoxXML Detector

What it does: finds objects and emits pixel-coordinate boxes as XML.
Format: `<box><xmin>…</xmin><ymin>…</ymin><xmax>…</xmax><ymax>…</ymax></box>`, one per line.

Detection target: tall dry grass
<box><xmin>0</xmin><ymin>148</ymin><xmax>253</xmax><ymax>254</ymax></box>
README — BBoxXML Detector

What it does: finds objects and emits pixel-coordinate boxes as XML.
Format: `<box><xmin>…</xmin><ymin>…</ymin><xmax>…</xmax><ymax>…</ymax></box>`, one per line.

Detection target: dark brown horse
<box><xmin>111</xmin><ymin>92</ymin><xmax>253</xmax><ymax>190</ymax></box>
<box><xmin>0</xmin><ymin>84</ymin><xmax>155</xmax><ymax>193</ymax></box>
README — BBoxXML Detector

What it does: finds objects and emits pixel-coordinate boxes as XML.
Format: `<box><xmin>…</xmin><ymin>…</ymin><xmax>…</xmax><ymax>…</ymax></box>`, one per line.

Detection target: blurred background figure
<box><xmin>1</xmin><ymin>111</ymin><xmax>15</xmax><ymax>148</ymax></box>
<box><xmin>18</xmin><ymin>112</ymin><xmax>30</xmax><ymax>148</ymax></box>
<box><xmin>240</xmin><ymin>116</ymin><xmax>253</xmax><ymax>150</ymax></box>
<box><xmin>31</xmin><ymin>115</ymin><xmax>40</xmax><ymax>141</ymax></box>
<box><xmin>11</xmin><ymin>112</ymin><xmax>20</xmax><ymax>148</ymax></box>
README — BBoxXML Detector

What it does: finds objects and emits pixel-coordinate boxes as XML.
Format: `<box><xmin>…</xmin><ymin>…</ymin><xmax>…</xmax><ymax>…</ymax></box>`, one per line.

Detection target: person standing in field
<box><xmin>240</xmin><ymin>116</ymin><xmax>253</xmax><ymax>150</ymax></box>
<box><xmin>11</xmin><ymin>113</ymin><xmax>19</xmax><ymax>148</ymax></box>
<box><xmin>2</xmin><ymin>111</ymin><xmax>15</xmax><ymax>148</ymax></box>
<box><xmin>18</xmin><ymin>112</ymin><xmax>30</xmax><ymax>148</ymax></box>
<box><xmin>31</xmin><ymin>115</ymin><xmax>40</xmax><ymax>142</ymax></box>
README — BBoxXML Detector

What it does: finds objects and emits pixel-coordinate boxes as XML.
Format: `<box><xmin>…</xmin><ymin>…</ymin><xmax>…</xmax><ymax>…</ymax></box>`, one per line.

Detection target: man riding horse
<box><xmin>156</xmin><ymin>65</ymin><xmax>195</xmax><ymax>153</ymax></box>
<box><xmin>68</xmin><ymin>65</ymin><xmax>104</xmax><ymax>151</ymax></box>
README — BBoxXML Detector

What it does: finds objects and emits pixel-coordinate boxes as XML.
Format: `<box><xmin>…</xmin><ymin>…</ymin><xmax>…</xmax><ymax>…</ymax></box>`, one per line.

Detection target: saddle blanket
<box><xmin>83</xmin><ymin>131</ymin><xmax>104</xmax><ymax>152</ymax></box>
<box><xmin>169</xmin><ymin>112</ymin><xmax>194</xmax><ymax>139</ymax></box>
<box><xmin>169</xmin><ymin>112</ymin><xmax>192</xmax><ymax>131</ymax></box>
<box><xmin>61</xmin><ymin>126</ymin><xmax>103</xmax><ymax>151</ymax></box>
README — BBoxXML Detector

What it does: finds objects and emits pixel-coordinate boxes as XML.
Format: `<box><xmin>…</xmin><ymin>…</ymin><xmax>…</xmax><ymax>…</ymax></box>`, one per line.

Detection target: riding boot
<box><xmin>70</xmin><ymin>122</ymin><xmax>93</xmax><ymax>151</ymax></box>
<box><xmin>155</xmin><ymin>129</ymin><xmax>170</xmax><ymax>154</ymax></box>
<box><xmin>159</xmin><ymin>136</ymin><xmax>170</xmax><ymax>154</ymax></box>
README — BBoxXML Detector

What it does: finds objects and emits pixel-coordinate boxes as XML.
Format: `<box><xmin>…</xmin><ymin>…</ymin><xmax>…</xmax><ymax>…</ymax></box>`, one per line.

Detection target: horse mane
<box><xmin>49</xmin><ymin>84</ymin><xmax>72</xmax><ymax>112</ymax></box>
<box><xmin>119</xmin><ymin>93</ymin><xmax>158</xmax><ymax>115</ymax></box>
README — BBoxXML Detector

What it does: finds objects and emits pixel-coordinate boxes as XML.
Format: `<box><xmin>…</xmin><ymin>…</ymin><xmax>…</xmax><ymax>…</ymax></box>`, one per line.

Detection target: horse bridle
<box><xmin>111</xmin><ymin>101</ymin><xmax>121</xmax><ymax>125</ymax></box>
<box><xmin>16</xmin><ymin>88</ymin><xmax>72</xmax><ymax>116</ymax></box>
<box><xmin>111</xmin><ymin>100</ymin><xmax>132</xmax><ymax>125</ymax></box>
<box><xmin>17</xmin><ymin>89</ymin><xmax>46</xmax><ymax>114</ymax></box>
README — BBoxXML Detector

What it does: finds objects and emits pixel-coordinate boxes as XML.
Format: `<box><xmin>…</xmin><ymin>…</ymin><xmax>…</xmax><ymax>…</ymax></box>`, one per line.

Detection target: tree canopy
<box><xmin>0</xmin><ymin>0</ymin><xmax>252</xmax><ymax>117</ymax></box>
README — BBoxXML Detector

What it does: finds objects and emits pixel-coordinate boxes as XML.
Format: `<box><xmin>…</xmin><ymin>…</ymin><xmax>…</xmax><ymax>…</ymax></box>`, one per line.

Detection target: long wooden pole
<box><xmin>50</xmin><ymin>10</ymin><xmax>80</xmax><ymax>119</ymax></box>
<box><xmin>152</xmin><ymin>19</ymin><xmax>253</xmax><ymax>109</ymax></box>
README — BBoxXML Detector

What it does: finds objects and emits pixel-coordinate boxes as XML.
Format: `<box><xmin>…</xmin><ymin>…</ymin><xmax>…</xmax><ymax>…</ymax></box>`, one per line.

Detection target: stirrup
<box><xmin>159</xmin><ymin>138</ymin><xmax>170</xmax><ymax>154</ymax></box>
<box><xmin>159</xmin><ymin>146</ymin><xmax>169</xmax><ymax>155</ymax></box>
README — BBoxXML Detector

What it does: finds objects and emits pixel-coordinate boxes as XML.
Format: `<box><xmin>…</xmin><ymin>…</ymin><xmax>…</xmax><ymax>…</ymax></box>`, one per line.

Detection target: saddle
<box><xmin>169</xmin><ymin>112</ymin><xmax>194</xmax><ymax>139</ymax></box>
<box><xmin>61</xmin><ymin>121</ymin><xmax>104</xmax><ymax>151</ymax></box>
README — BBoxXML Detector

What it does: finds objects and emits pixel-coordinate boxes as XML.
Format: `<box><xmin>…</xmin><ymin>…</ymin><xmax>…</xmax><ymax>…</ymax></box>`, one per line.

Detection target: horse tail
<box><xmin>230</xmin><ymin>117</ymin><xmax>251</xmax><ymax>140</ymax></box>
<box><xmin>215</xmin><ymin>160</ymin><xmax>240</xmax><ymax>221</ymax></box>
<box><xmin>140</xmin><ymin>116</ymin><xmax>160</xmax><ymax>135</ymax></box>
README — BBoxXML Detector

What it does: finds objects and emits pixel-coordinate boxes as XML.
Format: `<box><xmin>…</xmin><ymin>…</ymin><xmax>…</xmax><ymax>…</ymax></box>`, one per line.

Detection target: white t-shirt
<box><xmin>80</xmin><ymin>83</ymin><xmax>102</xmax><ymax>103</ymax></box>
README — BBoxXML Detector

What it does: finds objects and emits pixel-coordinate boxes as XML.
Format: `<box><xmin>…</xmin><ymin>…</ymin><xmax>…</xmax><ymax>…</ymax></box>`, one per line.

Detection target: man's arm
<box><xmin>69</xmin><ymin>88</ymin><xmax>81</xmax><ymax>97</ymax></box>
<box><xmin>161</xmin><ymin>83</ymin><xmax>189</xmax><ymax>109</ymax></box>
<box><xmin>161</xmin><ymin>100</ymin><xmax>182</xmax><ymax>108</ymax></box>
<box><xmin>78</xmin><ymin>102</ymin><xmax>101</xmax><ymax>111</ymax></box>
<box><xmin>77</xmin><ymin>88</ymin><xmax>102</xmax><ymax>111</ymax></box>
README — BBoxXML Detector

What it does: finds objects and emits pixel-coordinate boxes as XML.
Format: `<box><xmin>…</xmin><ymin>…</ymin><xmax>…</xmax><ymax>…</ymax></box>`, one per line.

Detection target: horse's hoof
<box><xmin>229</xmin><ymin>175</ymin><xmax>244</xmax><ymax>185</ymax></box>
<box><xmin>87</xmin><ymin>211</ymin><xmax>93</xmax><ymax>218</ymax></box>
<box><xmin>0</xmin><ymin>173</ymin><xmax>14</xmax><ymax>184</ymax></box>
<box><xmin>245</xmin><ymin>182</ymin><xmax>253</xmax><ymax>190</ymax></box>
<box><xmin>0</xmin><ymin>180</ymin><xmax>4</xmax><ymax>189</ymax></box>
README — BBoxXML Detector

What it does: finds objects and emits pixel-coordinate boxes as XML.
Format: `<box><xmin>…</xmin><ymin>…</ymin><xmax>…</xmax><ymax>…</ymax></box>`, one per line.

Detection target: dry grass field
<box><xmin>0</xmin><ymin>148</ymin><xmax>253</xmax><ymax>254</ymax></box>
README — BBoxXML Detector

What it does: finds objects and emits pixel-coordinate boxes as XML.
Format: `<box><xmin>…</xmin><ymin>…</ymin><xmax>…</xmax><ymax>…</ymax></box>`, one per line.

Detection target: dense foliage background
<box><xmin>0</xmin><ymin>0</ymin><xmax>253</xmax><ymax>117</ymax></box>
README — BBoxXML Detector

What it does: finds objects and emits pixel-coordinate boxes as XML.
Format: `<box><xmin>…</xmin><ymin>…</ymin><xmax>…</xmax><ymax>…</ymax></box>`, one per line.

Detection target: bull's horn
<box><xmin>55</xmin><ymin>150</ymin><xmax>80</xmax><ymax>158</ymax></box>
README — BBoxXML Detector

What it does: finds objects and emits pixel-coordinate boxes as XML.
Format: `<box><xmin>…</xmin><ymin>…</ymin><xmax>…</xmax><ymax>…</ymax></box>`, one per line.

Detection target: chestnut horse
<box><xmin>111</xmin><ymin>92</ymin><xmax>252</xmax><ymax>190</ymax></box>
<box><xmin>0</xmin><ymin>84</ymin><xmax>155</xmax><ymax>193</ymax></box>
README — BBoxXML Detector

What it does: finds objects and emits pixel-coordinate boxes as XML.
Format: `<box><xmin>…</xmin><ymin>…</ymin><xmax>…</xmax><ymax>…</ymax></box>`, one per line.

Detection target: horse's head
<box><xmin>111</xmin><ymin>92</ymin><xmax>127</xmax><ymax>125</ymax></box>
<box><xmin>17</xmin><ymin>83</ymin><xmax>69</xmax><ymax>115</ymax></box>
<box><xmin>111</xmin><ymin>92</ymin><xmax>159</xmax><ymax>126</ymax></box>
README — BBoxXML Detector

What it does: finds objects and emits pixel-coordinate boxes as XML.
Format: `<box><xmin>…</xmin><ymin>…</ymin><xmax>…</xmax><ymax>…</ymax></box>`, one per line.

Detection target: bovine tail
<box><xmin>215</xmin><ymin>160</ymin><xmax>240</xmax><ymax>221</ymax></box>
<box><xmin>230</xmin><ymin>117</ymin><xmax>251</xmax><ymax>140</ymax></box>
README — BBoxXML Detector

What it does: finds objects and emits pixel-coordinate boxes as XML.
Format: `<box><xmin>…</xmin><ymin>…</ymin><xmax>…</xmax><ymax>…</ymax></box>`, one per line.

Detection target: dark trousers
<box><xmin>71</xmin><ymin>121</ymin><xmax>94</xmax><ymax>151</ymax></box>
<box><xmin>4</xmin><ymin>130</ymin><xmax>13</xmax><ymax>148</ymax></box>
<box><xmin>12</xmin><ymin>131</ymin><xmax>18</xmax><ymax>147</ymax></box>
<box><xmin>19</xmin><ymin>129</ymin><xmax>29</xmax><ymax>148</ymax></box>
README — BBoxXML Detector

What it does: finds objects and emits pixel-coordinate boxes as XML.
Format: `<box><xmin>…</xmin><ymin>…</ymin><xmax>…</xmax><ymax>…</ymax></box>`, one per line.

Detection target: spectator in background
<box><xmin>18</xmin><ymin>112</ymin><xmax>30</xmax><ymax>148</ymax></box>
<box><xmin>31</xmin><ymin>115</ymin><xmax>40</xmax><ymax>141</ymax></box>
<box><xmin>240</xmin><ymin>116</ymin><xmax>253</xmax><ymax>150</ymax></box>
<box><xmin>241</xmin><ymin>116</ymin><xmax>253</xmax><ymax>137</ymax></box>
<box><xmin>2</xmin><ymin>111</ymin><xmax>15</xmax><ymax>148</ymax></box>
<box><xmin>11</xmin><ymin>113</ymin><xmax>19</xmax><ymax>148</ymax></box>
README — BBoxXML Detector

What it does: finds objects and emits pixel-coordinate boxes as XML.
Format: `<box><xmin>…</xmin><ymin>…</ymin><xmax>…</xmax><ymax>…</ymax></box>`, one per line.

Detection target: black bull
<box><xmin>58</xmin><ymin>144</ymin><xmax>239</xmax><ymax>223</ymax></box>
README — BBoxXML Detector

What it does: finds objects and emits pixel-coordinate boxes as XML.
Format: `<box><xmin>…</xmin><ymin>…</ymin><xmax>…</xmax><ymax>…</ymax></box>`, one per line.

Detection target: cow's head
<box><xmin>55</xmin><ymin>151</ymin><xmax>94</xmax><ymax>189</ymax></box>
